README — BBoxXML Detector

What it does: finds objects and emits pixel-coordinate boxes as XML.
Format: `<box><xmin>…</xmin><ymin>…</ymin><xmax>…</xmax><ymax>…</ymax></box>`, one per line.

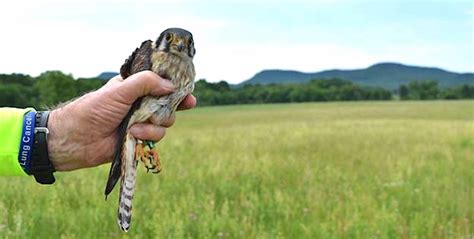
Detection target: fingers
<box><xmin>115</xmin><ymin>71</ymin><xmax>176</xmax><ymax>104</ymax></box>
<box><xmin>177</xmin><ymin>94</ymin><xmax>197</xmax><ymax>111</ymax></box>
<box><xmin>105</xmin><ymin>71</ymin><xmax>197</xmax><ymax>109</ymax></box>
<box><xmin>129</xmin><ymin>113</ymin><xmax>175</xmax><ymax>141</ymax></box>
<box><xmin>129</xmin><ymin>123</ymin><xmax>166</xmax><ymax>141</ymax></box>
<box><xmin>161</xmin><ymin>114</ymin><xmax>176</xmax><ymax>128</ymax></box>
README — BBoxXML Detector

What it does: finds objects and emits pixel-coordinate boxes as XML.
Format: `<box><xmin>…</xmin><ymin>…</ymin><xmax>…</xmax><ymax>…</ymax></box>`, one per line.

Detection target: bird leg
<box><xmin>135</xmin><ymin>140</ymin><xmax>161</xmax><ymax>174</ymax></box>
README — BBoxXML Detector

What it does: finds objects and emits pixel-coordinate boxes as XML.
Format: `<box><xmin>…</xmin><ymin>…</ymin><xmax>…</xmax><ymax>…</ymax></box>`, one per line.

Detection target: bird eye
<box><xmin>165</xmin><ymin>34</ymin><xmax>172</xmax><ymax>42</ymax></box>
<box><xmin>189</xmin><ymin>37</ymin><xmax>194</xmax><ymax>45</ymax></box>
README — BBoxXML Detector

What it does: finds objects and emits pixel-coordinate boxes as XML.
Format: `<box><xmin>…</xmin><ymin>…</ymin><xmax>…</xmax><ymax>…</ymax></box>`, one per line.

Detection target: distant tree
<box><xmin>0</xmin><ymin>73</ymin><xmax>34</xmax><ymax>86</ymax></box>
<box><xmin>35</xmin><ymin>71</ymin><xmax>77</xmax><ymax>108</ymax></box>
<box><xmin>2</xmin><ymin>70</ymin><xmax>473</xmax><ymax>108</ymax></box>
<box><xmin>0</xmin><ymin>84</ymin><xmax>36</xmax><ymax>108</ymax></box>
<box><xmin>441</xmin><ymin>84</ymin><xmax>474</xmax><ymax>100</ymax></box>
<box><xmin>0</xmin><ymin>73</ymin><xmax>400</xmax><ymax>108</ymax></box>
<box><xmin>461</xmin><ymin>84</ymin><xmax>474</xmax><ymax>98</ymax></box>
<box><xmin>75</xmin><ymin>78</ymin><xmax>106</xmax><ymax>95</ymax></box>
<box><xmin>407</xmin><ymin>80</ymin><xmax>439</xmax><ymax>100</ymax></box>
<box><xmin>265</xmin><ymin>85</ymin><xmax>291</xmax><ymax>102</ymax></box>
<box><xmin>289</xmin><ymin>86</ymin><xmax>309</xmax><ymax>102</ymax></box>
<box><xmin>399</xmin><ymin>85</ymin><xmax>409</xmax><ymax>100</ymax></box>
<box><xmin>0</xmin><ymin>73</ymin><xmax>38</xmax><ymax>107</ymax></box>
<box><xmin>195</xmin><ymin>78</ymin><xmax>472</xmax><ymax>104</ymax></box>
<box><xmin>214</xmin><ymin>81</ymin><xmax>231</xmax><ymax>91</ymax></box>
<box><xmin>375</xmin><ymin>87</ymin><xmax>393</xmax><ymax>100</ymax></box>
<box><xmin>440</xmin><ymin>88</ymin><xmax>460</xmax><ymax>99</ymax></box>
<box><xmin>339</xmin><ymin>84</ymin><xmax>361</xmax><ymax>100</ymax></box>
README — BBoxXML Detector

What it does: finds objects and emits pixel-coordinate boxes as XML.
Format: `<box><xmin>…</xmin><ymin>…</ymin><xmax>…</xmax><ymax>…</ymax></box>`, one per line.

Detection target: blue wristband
<box><xmin>18</xmin><ymin>111</ymin><xmax>36</xmax><ymax>174</ymax></box>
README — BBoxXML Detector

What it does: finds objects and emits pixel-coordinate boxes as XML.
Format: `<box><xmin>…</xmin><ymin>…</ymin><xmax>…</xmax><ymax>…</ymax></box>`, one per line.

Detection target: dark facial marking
<box><xmin>156</xmin><ymin>28</ymin><xmax>195</xmax><ymax>57</ymax></box>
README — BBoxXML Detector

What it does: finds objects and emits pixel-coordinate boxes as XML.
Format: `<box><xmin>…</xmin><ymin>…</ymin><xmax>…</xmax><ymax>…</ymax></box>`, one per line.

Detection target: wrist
<box><xmin>47</xmin><ymin>107</ymin><xmax>82</xmax><ymax>171</ymax></box>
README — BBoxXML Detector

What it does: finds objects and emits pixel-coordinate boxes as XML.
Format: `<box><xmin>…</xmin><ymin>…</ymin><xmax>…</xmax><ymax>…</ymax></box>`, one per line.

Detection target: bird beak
<box><xmin>177</xmin><ymin>41</ymin><xmax>185</xmax><ymax>52</ymax></box>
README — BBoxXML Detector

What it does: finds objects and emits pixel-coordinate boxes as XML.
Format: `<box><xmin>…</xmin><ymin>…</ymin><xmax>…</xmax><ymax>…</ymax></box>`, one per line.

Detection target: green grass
<box><xmin>1</xmin><ymin>100</ymin><xmax>473</xmax><ymax>238</ymax></box>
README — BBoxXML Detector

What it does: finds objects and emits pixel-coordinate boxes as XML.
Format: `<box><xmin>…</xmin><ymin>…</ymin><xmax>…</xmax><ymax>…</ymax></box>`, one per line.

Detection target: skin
<box><xmin>47</xmin><ymin>71</ymin><xmax>196</xmax><ymax>171</ymax></box>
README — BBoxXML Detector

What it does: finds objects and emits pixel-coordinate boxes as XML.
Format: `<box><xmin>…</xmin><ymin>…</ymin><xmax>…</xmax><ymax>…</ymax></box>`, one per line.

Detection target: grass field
<box><xmin>0</xmin><ymin>100</ymin><xmax>473</xmax><ymax>238</ymax></box>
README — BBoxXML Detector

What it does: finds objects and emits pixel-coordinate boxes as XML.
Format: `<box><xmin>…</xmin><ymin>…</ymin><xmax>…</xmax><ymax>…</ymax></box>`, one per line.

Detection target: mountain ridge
<box><xmin>96</xmin><ymin>62</ymin><xmax>474</xmax><ymax>90</ymax></box>
<box><xmin>240</xmin><ymin>62</ymin><xmax>474</xmax><ymax>90</ymax></box>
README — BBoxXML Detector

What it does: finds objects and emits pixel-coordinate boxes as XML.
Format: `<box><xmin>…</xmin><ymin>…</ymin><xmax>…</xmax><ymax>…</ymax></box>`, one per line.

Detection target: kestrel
<box><xmin>104</xmin><ymin>28</ymin><xmax>196</xmax><ymax>232</ymax></box>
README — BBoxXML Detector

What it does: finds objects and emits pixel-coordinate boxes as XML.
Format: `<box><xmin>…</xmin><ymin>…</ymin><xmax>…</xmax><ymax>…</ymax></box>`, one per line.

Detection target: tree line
<box><xmin>399</xmin><ymin>80</ymin><xmax>474</xmax><ymax>100</ymax></box>
<box><xmin>194</xmin><ymin>78</ymin><xmax>392</xmax><ymax>106</ymax></box>
<box><xmin>0</xmin><ymin>72</ymin><xmax>104</xmax><ymax>109</ymax></box>
<box><xmin>0</xmin><ymin>71</ymin><xmax>472</xmax><ymax>109</ymax></box>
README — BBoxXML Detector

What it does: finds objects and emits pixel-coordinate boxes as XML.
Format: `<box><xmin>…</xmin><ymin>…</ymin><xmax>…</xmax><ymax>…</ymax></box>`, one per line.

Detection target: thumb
<box><xmin>115</xmin><ymin>71</ymin><xmax>175</xmax><ymax>104</ymax></box>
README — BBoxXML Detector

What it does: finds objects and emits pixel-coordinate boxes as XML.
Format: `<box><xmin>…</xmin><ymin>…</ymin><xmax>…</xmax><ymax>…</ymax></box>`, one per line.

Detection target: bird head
<box><xmin>156</xmin><ymin>28</ymin><xmax>196</xmax><ymax>59</ymax></box>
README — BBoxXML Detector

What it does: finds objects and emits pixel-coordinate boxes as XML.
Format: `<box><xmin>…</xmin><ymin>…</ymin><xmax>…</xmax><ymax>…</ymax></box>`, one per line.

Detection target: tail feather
<box><xmin>105</xmin><ymin>97</ymin><xmax>143</xmax><ymax>198</ymax></box>
<box><xmin>118</xmin><ymin>133</ymin><xmax>138</xmax><ymax>232</ymax></box>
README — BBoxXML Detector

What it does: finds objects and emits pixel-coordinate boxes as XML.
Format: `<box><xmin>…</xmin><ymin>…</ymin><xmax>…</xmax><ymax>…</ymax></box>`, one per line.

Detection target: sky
<box><xmin>0</xmin><ymin>0</ymin><xmax>473</xmax><ymax>84</ymax></box>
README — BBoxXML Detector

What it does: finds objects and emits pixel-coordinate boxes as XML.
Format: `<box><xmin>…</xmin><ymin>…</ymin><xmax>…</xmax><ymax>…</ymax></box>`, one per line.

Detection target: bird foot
<box><xmin>135</xmin><ymin>140</ymin><xmax>161</xmax><ymax>174</ymax></box>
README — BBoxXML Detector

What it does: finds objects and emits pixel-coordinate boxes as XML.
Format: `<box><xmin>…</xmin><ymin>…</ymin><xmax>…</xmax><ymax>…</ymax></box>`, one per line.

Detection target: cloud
<box><xmin>0</xmin><ymin>0</ymin><xmax>472</xmax><ymax>83</ymax></box>
<box><xmin>0</xmin><ymin>2</ymin><xmax>227</xmax><ymax>78</ymax></box>
<box><xmin>195</xmin><ymin>42</ymin><xmax>377</xmax><ymax>83</ymax></box>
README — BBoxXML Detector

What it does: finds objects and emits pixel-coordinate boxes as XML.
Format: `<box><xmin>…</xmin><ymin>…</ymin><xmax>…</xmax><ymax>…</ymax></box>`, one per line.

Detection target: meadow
<box><xmin>0</xmin><ymin>100</ymin><xmax>473</xmax><ymax>238</ymax></box>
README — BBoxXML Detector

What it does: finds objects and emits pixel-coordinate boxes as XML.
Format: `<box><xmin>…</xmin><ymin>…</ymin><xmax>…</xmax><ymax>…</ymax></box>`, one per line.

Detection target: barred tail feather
<box><xmin>118</xmin><ymin>133</ymin><xmax>138</xmax><ymax>232</ymax></box>
<box><xmin>105</xmin><ymin>97</ymin><xmax>143</xmax><ymax>198</ymax></box>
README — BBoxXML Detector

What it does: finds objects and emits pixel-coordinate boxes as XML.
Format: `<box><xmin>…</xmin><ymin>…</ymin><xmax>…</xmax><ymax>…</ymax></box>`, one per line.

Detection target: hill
<box><xmin>97</xmin><ymin>72</ymin><xmax>118</xmax><ymax>80</ymax></box>
<box><xmin>240</xmin><ymin>63</ymin><xmax>474</xmax><ymax>90</ymax></box>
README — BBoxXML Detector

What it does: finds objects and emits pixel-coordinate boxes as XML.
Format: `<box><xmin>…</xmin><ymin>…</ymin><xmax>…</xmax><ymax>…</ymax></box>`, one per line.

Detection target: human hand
<box><xmin>47</xmin><ymin>71</ymin><xmax>196</xmax><ymax>171</ymax></box>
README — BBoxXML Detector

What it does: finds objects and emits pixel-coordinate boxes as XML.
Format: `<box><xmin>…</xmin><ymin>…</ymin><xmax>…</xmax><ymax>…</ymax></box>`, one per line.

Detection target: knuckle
<box><xmin>139</xmin><ymin>71</ymin><xmax>159</xmax><ymax>82</ymax></box>
<box><xmin>135</xmin><ymin>72</ymin><xmax>151</xmax><ymax>85</ymax></box>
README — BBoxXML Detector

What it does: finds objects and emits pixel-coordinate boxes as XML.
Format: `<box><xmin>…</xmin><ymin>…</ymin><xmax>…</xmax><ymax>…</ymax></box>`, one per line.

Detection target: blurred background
<box><xmin>0</xmin><ymin>0</ymin><xmax>473</xmax><ymax>238</ymax></box>
<box><xmin>0</xmin><ymin>0</ymin><xmax>473</xmax><ymax>107</ymax></box>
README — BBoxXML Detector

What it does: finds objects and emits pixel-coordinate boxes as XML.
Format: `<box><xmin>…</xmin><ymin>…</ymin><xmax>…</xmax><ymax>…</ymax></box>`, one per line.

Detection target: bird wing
<box><xmin>104</xmin><ymin>40</ymin><xmax>153</xmax><ymax>197</ymax></box>
<box><xmin>120</xmin><ymin>40</ymin><xmax>154</xmax><ymax>78</ymax></box>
